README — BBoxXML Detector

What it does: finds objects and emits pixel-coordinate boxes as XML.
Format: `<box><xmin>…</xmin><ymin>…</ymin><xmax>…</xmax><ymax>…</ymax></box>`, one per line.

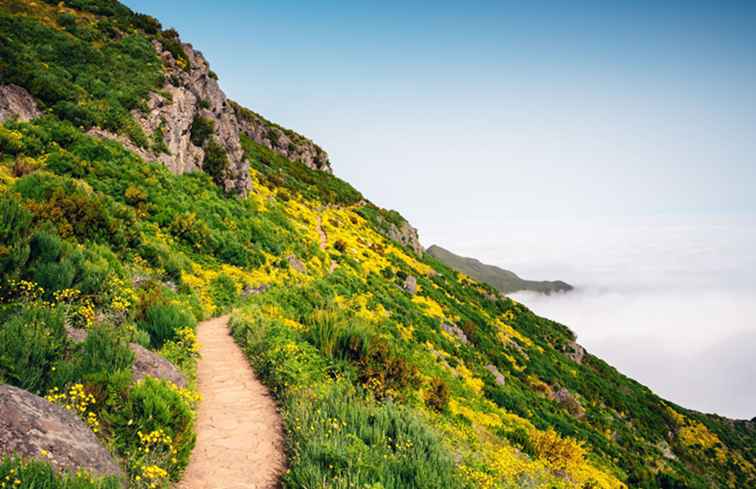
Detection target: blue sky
<box><xmin>122</xmin><ymin>1</ymin><xmax>756</xmax><ymax>237</ymax></box>
<box><xmin>122</xmin><ymin>1</ymin><xmax>756</xmax><ymax>417</ymax></box>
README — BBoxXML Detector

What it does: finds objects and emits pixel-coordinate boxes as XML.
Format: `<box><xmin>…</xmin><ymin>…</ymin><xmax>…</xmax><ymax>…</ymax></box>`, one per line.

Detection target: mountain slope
<box><xmin>427</xmin><ymin>245</ymin><xmax>573</xmax><ymax>295</ymax></box>
<box><xmin>0</xmin><ymin>1</ymin><xmax>754</xmax><ymax>489</ymax></box>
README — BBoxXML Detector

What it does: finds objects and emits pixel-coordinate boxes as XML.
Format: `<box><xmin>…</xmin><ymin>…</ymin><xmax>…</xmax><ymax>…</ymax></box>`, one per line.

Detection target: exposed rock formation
<box><xmin>130</xmin><ymin>343</ymin><xmax>188</xmax><ymax>388</ymax></box>
<box><xmin>0</xmin><ymin>85</ymin><xmax>41</xmax><ymax>122</ymax></box>
<box><xmin>0</xmin><ymin>384</ymin><xmax>123</xmax><ymax>479</ymax></box>
<box><xmin>230</xmin><ymin>101</ymin><xmax>332</xmax><ymax>173</ymax></box>
<box><xmin>88</xmin><ymin>38</ymin><xmax>332</xmax><ymax>194</ymax></box>
<box><xmin>441</xmin><ymin>322</ymin><xmax>469</xmax><ymax>344</ymax></box>
<box><xmin>564</xmin><ymin>340</ymin><xmax>586</xmax><ymax>364</ymax></box>
<box><xmin>287</xmin><ymin>255</ymin><xmax>306</xmax><ymax>273</ymax></box>
<box><xmin>553</xmin><ymin>387</ymin><xmax>585</xmax><ymax>418</ymax></box>
<box><xmin>403</xmin><ymin>275</ymin><xmax>417</xmax><ymax>295</ymax></box>
<box><xmin>485</xmin><ymin>364</ymin><xmax>506</xmax><ymax>385</ymax></box>
<box><xmin>386</xmin><ymin>220</ymin><xmax>423</xmax><ymax>255</ymax></box>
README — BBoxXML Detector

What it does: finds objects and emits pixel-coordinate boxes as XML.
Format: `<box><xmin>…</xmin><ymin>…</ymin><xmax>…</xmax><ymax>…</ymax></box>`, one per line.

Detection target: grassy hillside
<box><xmin>0</xmin><ymin>1</ymin><xmax>754</xmax><ymax>488</ymax></box>
<box><xmin>427</xmin><ymin>245</ymin><xmax>573</xmax><ymax>295</ymax></box>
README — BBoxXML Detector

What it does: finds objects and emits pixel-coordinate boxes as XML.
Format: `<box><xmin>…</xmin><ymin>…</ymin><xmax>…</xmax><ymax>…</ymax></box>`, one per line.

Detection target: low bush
<box><xmin>53</xmin><ymin>326</ymin><xmax>134</xmax><ymax>387</ymax></box>
<box><xmin>0</xmin><ymin>304</ymin><xmax>67</xmax><ymax>393</ymax></box>
<box><xmin>0</xmin><ymin>193</ymin><xmax>32</xmax><ymax>283</ymax></box>
<box><xmin>0</xmin><ymin>456</ymin><xmax>119</xmax><ymax>489</ymax></box>
<box><xmin>189</xmin><ymin>115</ymin><xmax>214</xmax><ymax>147</ymax></box>
<box><xmin>109</xmin><ymin>377</ymin><xmax>196</xmax><ymax>483</ymax></box>
<box><xmin>208</xmin><ymin>273</ymin><xmax>237</xmax><ymax>314</ymax></box>
<box><xmin>138</xmin><ymin>303</ymin><xmax>195</xmax><ymax>348</ymax></box>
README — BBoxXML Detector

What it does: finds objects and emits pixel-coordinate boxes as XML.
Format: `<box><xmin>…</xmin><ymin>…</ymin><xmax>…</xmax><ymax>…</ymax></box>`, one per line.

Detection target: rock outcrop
<box><xmin>485</xmin><ymin>364</ymin><xmax>506</xmax><ymax>385</ymax></box>
<box><xmin>230</xmin><ymin>101</ymin><xmax>332</xmax><ymax>173</ymax></box>
<box><xmin>87</xmin><ymin>37</ymin><xmax>332</xmax><ymax>194</ymax></box>
<box><xmin>441</xmin><ymin>322</ymin><xmax>469</xmax><ymax>344</ymax></box>
<box><xmin>0</xmin><ymin>85</ymin><xmax>41</xmax><ymax>122</ymax></box>
<box><xmin>564</xmin><ymin>340</ymin><xmax>586</xmax><ymax>364</ymax></box>
<box><xmin>0</xmin><ymin>384</ymin><xmax>123</xmax><ymax>479</ymax></box>
<box><xmin>552</xmin><ymin>387</ymin><xmax>585</xmax><ymax>418</ymax></box>
<box><xmin>287</xmin><ymin>255</ymin><xmax>306</xmax><ymax>273</ymax></box>
<box><xmin>386</xmin><ymin>220</ymin><xmax>423</xmax><ymax>255</ymax></box>
<box><xmin>403</xmin><ymin>275</ymin><xmax>418</xmax><ymax>295</ymax></box>
<box><xmin>130</xmin><ymin>343</ymin><xmax>188</xmax><ymax>388</ymax></box>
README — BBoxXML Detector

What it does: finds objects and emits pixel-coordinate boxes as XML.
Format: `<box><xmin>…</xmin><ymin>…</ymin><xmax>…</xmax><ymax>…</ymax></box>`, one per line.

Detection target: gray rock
<box><xmin>0</xmin><ymin>85</ymin><xmax>41</xmax><ymax>122</ymax></box>
<box><xmin>88</xmin><ymin>37</ymin><xmax>332</xmax><ymax>194</ymax></box>
<box><xmin>242</xmin><ymin>284</ymin><xmax>269</xmax><ymax>297</ymax></box>
<box><xmin>565</xmin><ymin>340</ymin><xmax>586</xmax><ymax>364</ymax></box>
<box><xmin>0</xmin><ymin>384</ymin><xmax>123</xmax><ymax>479</ymax></box>
<box><xmin>386</xmin><ymin>220</ymin><xmax>423</xmax><ymax>255</ymax></box>
<box><xmin>553</xmin><ymin>387</ymin><xmax>585</xmax><ymax>418</ymax></box>
<box><xmin>441</xmin><ymin>323</ymin><xmax>469</xmax><ymax>344</ymax></box>
<box><xmin>287</xmin><ymin>255</ymin><xmax>306</xmax><ymax>273</ymax></box>
<box><xmin>485</xmin><ymin>364</ymin><xmax>506</xmax><ymax>385</ymax></box>
<box><xmin>230</xmin><ymin>101</ymin><xmax>332</xmax><ymax>173</ymax></box>
<box><xmin>403</xmin><ymin>275</ymin><xmax>417</xmax><ymax>295</ymax></box>
<box><xmin>129</xmin><ymin>343</ymin><xmax>188</xmax><ymax>388</ymax></box>
<box><xmin>65</xmin><ymin>326</ymin><xmax>88</xmax><ymax>344</ymax></box>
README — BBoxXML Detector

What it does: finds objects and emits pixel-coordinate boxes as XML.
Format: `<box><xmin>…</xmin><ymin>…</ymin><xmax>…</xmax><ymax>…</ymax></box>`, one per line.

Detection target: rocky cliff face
<box><xmin>230</xmin><ymin>101</ymin><xmax>332</xmax><ymax>173</ymax></box>
<box><xmin>88</xmin><ymin>40</ymin><xmax>252</xmax><ymax>194</ymax></box>
<box><xmin>88</xmin><ymin>38</ymin><xmax>333</xmax><ymax>193</ymax></box>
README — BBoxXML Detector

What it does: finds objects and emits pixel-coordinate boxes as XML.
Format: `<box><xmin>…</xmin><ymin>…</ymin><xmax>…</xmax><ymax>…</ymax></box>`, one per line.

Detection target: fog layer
<box><xmin>439</xmin><ymin>214</ymin><xmax>756</xmax><ymax>419</ymax></box>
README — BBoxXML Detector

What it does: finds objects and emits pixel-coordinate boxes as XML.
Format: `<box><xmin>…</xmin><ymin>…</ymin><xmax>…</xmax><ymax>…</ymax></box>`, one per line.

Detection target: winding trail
<box><xmin>178</xmin><ymin>316</ymin><xmax>284</xmax><ymax>489</ymax></box>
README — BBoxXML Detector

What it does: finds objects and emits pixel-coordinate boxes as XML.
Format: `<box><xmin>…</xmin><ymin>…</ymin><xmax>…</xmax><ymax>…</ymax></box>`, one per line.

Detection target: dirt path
<box><xmin>178</xmin><ymin>316</ymin><xmax>284</xmax><ymax>489</ymax></box>
<box><xmin>315</xmin><ymin>213</ymin><xmax>328</xmax><ymax>250</ymax></box>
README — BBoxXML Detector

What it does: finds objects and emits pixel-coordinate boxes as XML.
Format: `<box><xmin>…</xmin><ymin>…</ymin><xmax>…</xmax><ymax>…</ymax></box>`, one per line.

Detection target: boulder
<box><xmin>485</xmin><ymin>364</ymin><xmax>506</xmax><ymax>385</ymax></box>
<box><xmin>565</xmin><ymin>340</ymin><xmax>586</xmax><ymax>364</ymax></box>
<box><xmin>0</xmin><ymin>384</ymin><xmax>123</xmax><ymax>479</ymax></box>
<box><xmin>553</xmin><ymin>387</ymin><xmax>585</xmax><ymax>418</ymax></box>
<box><xmin>287</xmin><ymin>255</ymin><xmax>306</xmax><ymax>273</ymax></box>
<box><xmin>441</xmin><ymin>323</ymin><xmax>469</xmax><ymax>344</ymax></box>
<box><xmin>403</xmin><ymin>275</ymin><xmax>417</xmax><ymax>295</ymax></box>
<box><xmin>129</xmin><ymin>343</ymin><xmax>188</xmax><ymax>388</ymax></box>
<box><xmin>0</xmin><ymin>85</ymin><xmax>41</xmax><ymax>122</ymax></box>
<box><xmin>385</xmin><ymin>219</ymin><xmax>423</xmax><ymax>255</ymax></box>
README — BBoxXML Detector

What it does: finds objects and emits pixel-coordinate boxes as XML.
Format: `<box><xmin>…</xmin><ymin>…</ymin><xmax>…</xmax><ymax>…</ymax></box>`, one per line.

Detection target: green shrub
<box><xmin>208</xmin><ymin>273</ymin><xmax>237</xmax><ymax>313</ymax></box>
<box><xmin>202</xmin><ymin>139</ymin><xmax>228</xmax><ymax>186</ymax></box>
<box><xmin>0</xmin><ymin>193</ymin><xmax>32</xmax><ymax>283</ymax></box>
<box><xmin>189</xmin><ymin>115</ymin><xmax>214</xmax><ymax>147</ymax></box>
<box><xmin>53</xmin><ymin>326</ymin><xmax>134</xmax><ymax>387</ymax></box>
<box><xmin>427</xmin><ymin>378</ymin><xmax>450</xmax><ymax>412</ymax></box>
<box><xmin>0</xmin><ymin>305</ymin><xmax>67</xmax><ymax>393</ymax></box>
<box><xmin>110</xmin><ymin>377</ymin><xmax>195</xmax><ymax>480</ymax></box>
<box><xmin>0</xmin><ymin>456</ymin><xmax>120</xmax><ymax>489</ymax></box>
<box><xmin>138</xmin><ymin>303</ymin><xmax>195</xmax><ymax>348</ymax></box>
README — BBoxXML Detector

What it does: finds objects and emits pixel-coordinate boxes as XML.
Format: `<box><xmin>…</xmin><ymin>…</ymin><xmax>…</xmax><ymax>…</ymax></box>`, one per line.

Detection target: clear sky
<box><xmin>123</xmin><ymin>0</ymin><xmax>756</xmax><ymax>236</ymax></box>
<box><xmin>122</xmin><ymin>1</ymin><xmax>756</xmax><ymax>417</ymax></box>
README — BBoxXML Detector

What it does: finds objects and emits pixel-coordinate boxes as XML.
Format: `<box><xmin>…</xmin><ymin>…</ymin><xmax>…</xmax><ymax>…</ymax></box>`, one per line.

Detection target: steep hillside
<box><xmin>428</xmin><ymin>245</ymin><xmax>573</xmax><ymax>295</ymax></box>
<box><xmin>0</xmin><ymin>1</ymin><xmax>754</xmax><ymax>489</ymax></box>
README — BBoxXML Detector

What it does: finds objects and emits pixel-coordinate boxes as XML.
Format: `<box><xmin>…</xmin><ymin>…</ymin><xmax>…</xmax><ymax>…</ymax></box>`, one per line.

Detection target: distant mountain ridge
<box><xmin>427</xmin><ymin>245</ymin><xmax>573</xmax><ymax>295</ymax></box>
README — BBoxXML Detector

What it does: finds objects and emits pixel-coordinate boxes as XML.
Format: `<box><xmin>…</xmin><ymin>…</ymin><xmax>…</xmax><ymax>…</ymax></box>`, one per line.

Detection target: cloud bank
<box><xmin>441</xmin><ymin>214</ymin><xmax>756</xmax><ymax>419</ymax></box>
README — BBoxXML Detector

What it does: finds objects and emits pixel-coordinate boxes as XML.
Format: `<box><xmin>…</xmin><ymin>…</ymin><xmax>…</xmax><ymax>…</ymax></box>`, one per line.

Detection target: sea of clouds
<box><xmin>441</xmin><ymin>214</ymin><xmax>756</xmax><ymax>419</ymax></box>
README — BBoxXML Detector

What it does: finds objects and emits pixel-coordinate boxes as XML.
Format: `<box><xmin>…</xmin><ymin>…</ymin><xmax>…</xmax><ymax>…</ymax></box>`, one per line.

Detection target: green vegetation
<box><xmin>0</xmin><ymin>457</ymin><xmax>119</xmax><ymax>489</ymax></box>
<box><xmin>0</xmin><ymin>1</ymin><xmax>754</xmax><ymax>488</ymax></box>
